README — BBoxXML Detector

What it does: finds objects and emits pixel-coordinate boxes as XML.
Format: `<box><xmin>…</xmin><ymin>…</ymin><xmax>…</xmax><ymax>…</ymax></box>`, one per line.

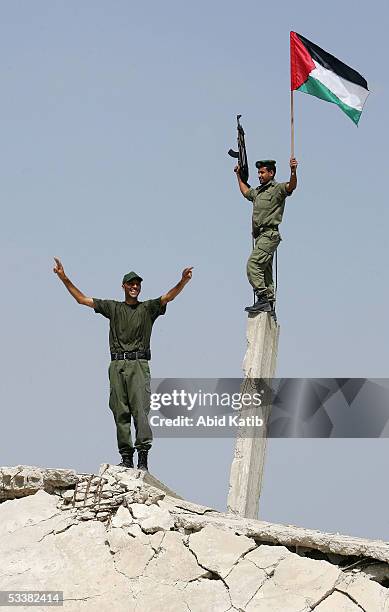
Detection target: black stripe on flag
<box><xmin>297</xmin><ymin>33</ymin><xmax>368</xmax><ymax>90</ymax></box>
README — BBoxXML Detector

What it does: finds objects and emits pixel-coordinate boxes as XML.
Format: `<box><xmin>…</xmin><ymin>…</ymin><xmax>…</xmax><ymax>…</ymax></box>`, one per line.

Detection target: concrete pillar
<box><xmin>227</xmin><ymin>312</ymin><xmax>279</xmax><ymax>519</ymax></box>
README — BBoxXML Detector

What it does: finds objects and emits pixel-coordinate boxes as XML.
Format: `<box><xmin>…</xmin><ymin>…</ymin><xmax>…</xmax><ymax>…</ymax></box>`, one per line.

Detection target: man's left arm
<box><xmin>286</xmin><ymin>157</ymin><xmax>298</xmax><ymax>193</ymax></box>
<box><xmin>160</xmin><ymin>267</ymin><xmax>193</xmax><ymax>306</ymax></box>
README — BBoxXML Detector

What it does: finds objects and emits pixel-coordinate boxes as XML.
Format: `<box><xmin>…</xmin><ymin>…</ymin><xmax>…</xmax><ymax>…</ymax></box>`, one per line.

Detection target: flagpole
<box><xmin>290</xmin><ymin>88</ymin><xmax>295</xmax><ymax>158</ymax></box>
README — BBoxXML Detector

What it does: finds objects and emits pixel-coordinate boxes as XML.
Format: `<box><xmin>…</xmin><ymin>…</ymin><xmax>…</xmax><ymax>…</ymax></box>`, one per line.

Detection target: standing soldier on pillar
<box><xmin>53</xmin><ymin>258</ymin><xmax>193</xmax><ymax>471</ymax></box>
<box><xmin>234</xmin><ymin>158</ymin><xmax>298</xmax><ymax>316</ymax></box>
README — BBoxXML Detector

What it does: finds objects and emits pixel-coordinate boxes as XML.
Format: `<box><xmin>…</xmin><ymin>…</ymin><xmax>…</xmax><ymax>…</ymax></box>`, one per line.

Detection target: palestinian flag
<box><xmin>290</xmin><ymin>32</ymin><xmax>369</xmax><ymax>125</ymax></box>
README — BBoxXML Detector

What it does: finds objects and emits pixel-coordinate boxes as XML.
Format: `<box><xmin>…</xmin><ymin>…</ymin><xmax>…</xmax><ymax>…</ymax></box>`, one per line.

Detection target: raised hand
<box><xmin>289</xmin><ymin>157</ymin><xmax>298</xmax><ymax>171</ymax></box>
<box><xmin>53</xmin><ymin>257</ymin><xmax>66</xmax><ymax>280</ymax></box>
<box><xmin>181</xmin><ymin>267</ymin><xmax>193</xmax><ymax>282</ymax></box>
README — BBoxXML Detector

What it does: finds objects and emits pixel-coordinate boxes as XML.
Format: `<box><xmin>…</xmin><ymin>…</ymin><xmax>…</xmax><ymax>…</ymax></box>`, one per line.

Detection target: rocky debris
<box><xmin>98</xmin><ymin>462</ymin><xmax>183</xmax><ymax>499</ymax></box>
<box><xmin>58</xmin><ymin>472</ymin><xmax>125</xmax><ymax>519</ymax></box>
<box><xmin>1</xmin><ymin>464</ymin><xmax>389</xmax><ymax>611</ymax></box>
<box><xmin>129</xmin><ymin>501</ymin><xmax>175</xmax><ymax>533</ymax></box>
<box><xmin>54</xmin><ymin>466</ymin><xmax>181</xmax><ymax>524</ymax></box>
<box><xmin>0</xmin><ymin>466</ymin><xmax>78</xmax><ymax>500</ymax></box>
<box><xmin>127</xmin><ymin>522</ymin><xmax>151</xmax><ymax>544</ymax></box>
<box><xmin>111</xmin><ymin>505</ymin><xmax>133</xmax><ymax>528</ymax></box>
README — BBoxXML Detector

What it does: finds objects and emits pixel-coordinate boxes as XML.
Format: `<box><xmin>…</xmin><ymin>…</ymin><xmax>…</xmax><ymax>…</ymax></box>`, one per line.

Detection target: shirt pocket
<box><xmin>253</xmin><ymin>193</ymin><xmax>272</xmax><ymax>223</ymax></box>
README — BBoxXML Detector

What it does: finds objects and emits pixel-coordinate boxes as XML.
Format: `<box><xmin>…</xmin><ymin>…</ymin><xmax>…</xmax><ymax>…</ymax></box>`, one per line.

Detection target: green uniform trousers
<box><xmin>247</xmin><ymin>230</ymin><xmax>281</xmax><ymax>302</ymax></box>
<box><xmin>108</xmin><ymin>359</ymin><xmax>152</xmax><ymax>454</ymax></box>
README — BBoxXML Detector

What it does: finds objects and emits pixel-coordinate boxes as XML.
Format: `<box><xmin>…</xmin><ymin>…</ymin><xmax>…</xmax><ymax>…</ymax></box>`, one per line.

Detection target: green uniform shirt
<box><xmin>244</xmin><ymin>180</ymin><xmax>291</xmax><ymax>236</ymax></box>
<box><xmin>93</xmin><ymin>298</ymin><xmax>166</xmax><ymax>354</ymax></box>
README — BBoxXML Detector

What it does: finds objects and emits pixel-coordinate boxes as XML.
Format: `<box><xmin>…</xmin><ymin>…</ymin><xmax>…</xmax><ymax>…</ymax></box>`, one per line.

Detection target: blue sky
<box><xmin>1</xmin><ymin>0</ymin><xmax>388</xmax><ymax>540</ymax></box>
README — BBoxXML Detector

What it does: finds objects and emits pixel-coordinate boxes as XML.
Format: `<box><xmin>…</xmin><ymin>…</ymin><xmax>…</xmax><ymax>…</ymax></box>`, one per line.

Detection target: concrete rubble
<box><xmin>1</xmin><ymin>464</ymin><xmax>389</xmax><ymax>611</ymax></box>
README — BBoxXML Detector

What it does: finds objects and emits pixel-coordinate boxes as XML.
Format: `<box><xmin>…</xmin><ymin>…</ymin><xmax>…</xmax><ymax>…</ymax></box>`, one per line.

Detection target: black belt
<box><xmin>253</xmin><ymin>225</ymin><xmax>279</xmax><ymax>238</ymax></box>
<box><xmin>259</xmin><ymin>225</ymin><xmax>279</xmax><ymax>232</ymax></box>
<box><xmin>111</xmin><ymin>349</ymin><xmax>151</xmax><ymax>361</ymax></box>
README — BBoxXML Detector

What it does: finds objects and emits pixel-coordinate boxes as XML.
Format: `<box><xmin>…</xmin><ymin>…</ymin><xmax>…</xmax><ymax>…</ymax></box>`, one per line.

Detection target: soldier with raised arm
<box><xmin>235</xmin><ymin>157</ymin><xmax>298</xmax><ymax>317</ymax></box>
<box><xmin>53</xmin><ymin>258</ymin><xmax>193</xmax><ymax>470</ymax></box>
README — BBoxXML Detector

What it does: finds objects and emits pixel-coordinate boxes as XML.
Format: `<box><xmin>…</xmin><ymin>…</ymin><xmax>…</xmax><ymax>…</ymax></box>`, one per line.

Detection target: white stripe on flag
<box><xmin>311</xmin><ymin>60</ymin><xmax>369</xmax><ymax>111</ymax></box>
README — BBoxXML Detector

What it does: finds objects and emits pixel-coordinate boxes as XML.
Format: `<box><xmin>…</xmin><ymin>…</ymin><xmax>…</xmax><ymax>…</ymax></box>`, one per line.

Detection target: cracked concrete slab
<box><xmin>0</xmin><ymin>520</ymin><xmax>130</xmax><ymax>610</ymax></box>
<box><xmin>337</xmin><ymin>574</ymin><xmax>389</xmax><ymax>611</ymax></box>
<box><xmin>0</xmin><ymin>512</ymin><xmax>73</xmax><ymax>558</ymax></box>
<box><xmin>188</xmin><ymin>525</ymin><xmax>256</xmax><ymax>578</ymax></box>
<box><xmin>184</xmin><ymin>578</ymin><xmax>232</xmax><ymax>612</ymax></box>
<box><xmin>128</xmin><ymin>577</ymin><xmax>188</xmax><ymax>612</ymax></box>
<box><xmin>244</xmin><ymin>544</ymin><xmax>292</xmax><ymax>574</ymax></box>
<box><xmin>245</xmin><ymin>579</ymin><xmax>311</xmax><ymax>612</ymax></box>
<box><xmin>149</xmin><ymin>530</ymin><xmax>165</xmax><ymax>551</ymax></box>
<box><xmin>313</xmin><ymin>590</ymin><xmax>363</xmax><ymax>611</ymax></box>
<box><xmin>144</xmin><ymin>531</ymin><xmax>208</xmax><ymax>582</ymax></box>
<box><xmin>172</xmin><ymin>511</ymin><xmax>389</xmax><ymax>564</ymax></box>
<box><xmin>114</xmin><ymin>537</ymin><xmax>155</xmax><ymax>579</ymax></box>
<box><xmin>225</xmin><ymin>558</ymin><xmax>268</xmax><ymax>609</ymax></box>
<box><xmin>127</xmin><ymin>522</ymin><xmax>153</xmax><ymax>544</ymax></box>
<box><xmin>2</xmin><ymin>464</ymin><xmax>389</xmax><ymax>611</ymax></box>
<box><xmin>106</xmin><ymin>526</ymin><xmax>132</xmax><ymax>553</ymax></box>
<box><xmin>54</xmin><ymin>522</ymin><xmax>129</xmax><ymax>599</ymax></box>
<box><xmin>60</xmin><ymin>594</ymin><xmax>136</xmax><ymax>612</ymax></box>
<box><xmin>271</xmin><ymin>555</ymin><xmax>341</xmax><ymax>607</ymax></box>
<box><xmin>0</xmin><ymin>490</ymin><xmax>60</xmax><ymax>535</ymax></box>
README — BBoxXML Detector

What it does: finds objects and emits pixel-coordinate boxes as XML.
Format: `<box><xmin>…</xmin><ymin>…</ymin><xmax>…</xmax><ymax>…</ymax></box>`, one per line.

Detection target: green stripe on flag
<box><xmin>298</xmin><ymin>76</ymin><xmax>362</xmax><ymax>125</ymax></box>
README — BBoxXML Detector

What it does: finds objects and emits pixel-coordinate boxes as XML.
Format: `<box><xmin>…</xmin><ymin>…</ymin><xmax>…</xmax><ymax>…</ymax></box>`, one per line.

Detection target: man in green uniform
<box><xmin>53</xmin><ymin>258</ymin><xmax>193</xmax><ymax>470</ymax></box>
<box><xmin>234</xmin><ymin>157</ymin><xmax>298</xmax><ymax>315</ymax></box>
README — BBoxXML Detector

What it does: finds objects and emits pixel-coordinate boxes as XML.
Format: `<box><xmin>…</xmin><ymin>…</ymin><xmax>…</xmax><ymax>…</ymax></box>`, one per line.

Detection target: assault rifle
<box><xmin>228</xmin><ymin>114</ymin><xmax>250</xmax><ymax>186</ymax></box>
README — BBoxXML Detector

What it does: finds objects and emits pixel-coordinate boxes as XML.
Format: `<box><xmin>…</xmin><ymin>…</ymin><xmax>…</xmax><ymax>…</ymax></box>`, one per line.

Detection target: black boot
<box><xmin>245</xmin><ymin>291</ymin><xmax>272</xmax><ymax>314</ymax></box>
<box><xmin>137</xmin><ymin>450</ymin><xmax>149</xmax><ymax>471</ymax></box>
<box><xmin>117</xmin><ymin>449</ymin><xmax>134</xmax><ymax>469</ymax></box>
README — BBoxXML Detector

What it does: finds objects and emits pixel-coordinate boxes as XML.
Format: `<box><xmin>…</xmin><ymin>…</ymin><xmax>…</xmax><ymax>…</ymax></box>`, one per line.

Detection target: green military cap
<box><xmin>122</xmin><ymin>271</ymin><xmax>143</xmax><ymax>284</ymax></box>
<box><xmin>255</xmin><ymin>159</ymin><xmax>276</xmax><ymax>169</ymax></box>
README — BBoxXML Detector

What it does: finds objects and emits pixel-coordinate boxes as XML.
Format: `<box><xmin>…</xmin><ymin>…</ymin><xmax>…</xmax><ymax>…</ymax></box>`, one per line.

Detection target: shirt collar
<box><xmin>257</xmin><ymin>179</ymin><xmax>276</xmax><ymax>192</ymax></box>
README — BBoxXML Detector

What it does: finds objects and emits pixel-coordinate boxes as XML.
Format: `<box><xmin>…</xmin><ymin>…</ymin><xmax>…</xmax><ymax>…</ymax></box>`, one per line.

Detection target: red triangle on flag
<box><xmin>290</xmin><ymin>31</ymin><xmax>315</xmax><ymax>90</ymax></box>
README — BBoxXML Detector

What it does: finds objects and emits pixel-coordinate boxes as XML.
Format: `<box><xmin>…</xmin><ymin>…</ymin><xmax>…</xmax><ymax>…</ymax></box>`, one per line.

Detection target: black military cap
<box><xmin>122</xmin><ymin>271</ymin><xmax>143</xmax><ymax>284</ymax></box>
<box><xmin>255</xmin><ymin>159</ymin><xmax>276</xmax><ymax>169</ymax></box>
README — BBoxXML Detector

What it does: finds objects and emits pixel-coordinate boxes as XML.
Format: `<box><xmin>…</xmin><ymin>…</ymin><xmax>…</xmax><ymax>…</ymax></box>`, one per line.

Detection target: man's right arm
<box><xmin>234</xmin><ymin>165</ymin><xmax>251</xmax><ymax>197</ymax></box>
<box><xmin>53</xmin><ymin>257</ymin><xmax>95</xmax><ymax>308</ymax></box>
